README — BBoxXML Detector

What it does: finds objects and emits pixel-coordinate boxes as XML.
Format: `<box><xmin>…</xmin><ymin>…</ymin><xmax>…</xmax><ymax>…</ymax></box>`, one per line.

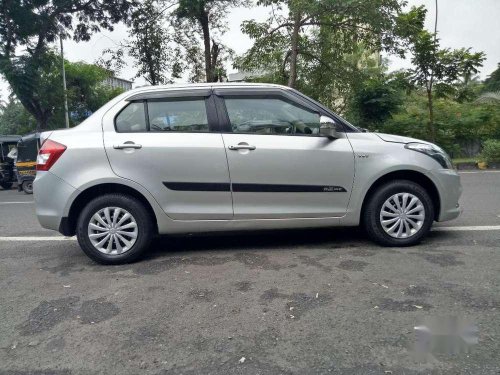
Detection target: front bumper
<box><xmin>428</xmin><ymin>169</ymin><xmax>462</xmax><ymax>222</ymax></box>
<box><xmin>34</xmin><ymin>171</ymin><xmax>77</xmax><ymax>232</ymax></box>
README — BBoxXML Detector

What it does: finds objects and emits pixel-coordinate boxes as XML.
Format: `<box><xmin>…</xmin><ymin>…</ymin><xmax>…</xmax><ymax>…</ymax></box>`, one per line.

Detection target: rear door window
<box><xmin>147</xmin><ymin>99</ymin><xmax>209</xmax><ymax>132</ymax></box>
<box><xmin>115</xmin><ymin>102</ymin><xmax>147</xmax><ymax>133</ymax></box>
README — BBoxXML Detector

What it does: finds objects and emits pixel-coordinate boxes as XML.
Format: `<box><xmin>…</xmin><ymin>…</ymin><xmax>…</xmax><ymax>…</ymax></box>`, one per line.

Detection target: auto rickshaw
<box><xmin>0</xmin><ymin>135</ymin><xmax>21</xmax><ymax>190</ymax></box>
<box><xmin>16</xmin><ymin>133</ymin><xmax>40</xmax><ymax>194</ymax></box>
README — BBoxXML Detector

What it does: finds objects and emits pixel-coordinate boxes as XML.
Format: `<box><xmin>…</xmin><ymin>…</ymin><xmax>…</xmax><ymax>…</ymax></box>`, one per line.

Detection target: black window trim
<box><xmin>125</xmin><ymin>88</ymin><xmax>212</xmax><ymax>101</ymax></box>
<box><xmin>115</xmin><ymin>86</ymin><xmax>359</xmax><ymax>134</ymax></box>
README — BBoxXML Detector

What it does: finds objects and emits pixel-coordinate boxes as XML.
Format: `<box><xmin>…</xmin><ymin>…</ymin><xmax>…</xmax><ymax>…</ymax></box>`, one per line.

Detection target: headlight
<box><xmin>405</xmin><ymin>142</ymin><xmax>453</xmax><ymax>169</ymax></box>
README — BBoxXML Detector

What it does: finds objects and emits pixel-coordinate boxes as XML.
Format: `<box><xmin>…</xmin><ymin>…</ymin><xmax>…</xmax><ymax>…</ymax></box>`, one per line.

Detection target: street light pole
<box><xmin>60</xmin><ymin>35</ymin><xmax>70</xmax><ymax>129</ymax></box>
<box><xmin>434</xmin><ymin>0</ymin><xmax>438</xmax><ymax>37</ymax></box>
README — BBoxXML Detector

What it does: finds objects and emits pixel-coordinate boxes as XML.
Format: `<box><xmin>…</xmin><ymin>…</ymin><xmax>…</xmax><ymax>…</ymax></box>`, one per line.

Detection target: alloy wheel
<box><xmin>87</xmin><ymin>207</ymin><xmax>138</xmax><ymax>254</ymax></box>
<box><xmin>379</xmin><ymin>193</ymin><xmax>425</xmax><ymax>239</ymax></box>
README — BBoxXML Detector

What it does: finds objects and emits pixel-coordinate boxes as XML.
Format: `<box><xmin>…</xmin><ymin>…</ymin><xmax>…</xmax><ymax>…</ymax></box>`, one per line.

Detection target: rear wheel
<box><xmin>22</xmin><ymin>180</ymin><xmax>33</xmax><ymax>194</ymax></box>
<box><xmin>363</xmin><ymin>180</ymin><xmax>434</xmax><ymax>247</ymax></box>
<box><xmin>76</xmin><ymin>194</ymin><xmax>154</xmax><ymax>264</ymax></box>
<box><xmin>0</xmin><ymin>182</ymin><xmax>13</xmax><ymax>190</ymax></box>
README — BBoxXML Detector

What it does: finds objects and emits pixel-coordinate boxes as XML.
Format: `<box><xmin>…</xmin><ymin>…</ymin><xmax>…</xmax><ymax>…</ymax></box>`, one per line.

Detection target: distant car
<box><xmin>34</xmin><ymin>83</ymin><xmax>461</xmax><ymax>264</ymax></box>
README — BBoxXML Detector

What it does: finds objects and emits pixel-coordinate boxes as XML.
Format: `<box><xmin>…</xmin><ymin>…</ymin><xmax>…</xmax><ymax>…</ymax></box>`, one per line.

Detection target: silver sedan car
<box><xmin>34</xmin><ymin>83</ymin><xmax>461</xmax><ymax>264</ymax></box>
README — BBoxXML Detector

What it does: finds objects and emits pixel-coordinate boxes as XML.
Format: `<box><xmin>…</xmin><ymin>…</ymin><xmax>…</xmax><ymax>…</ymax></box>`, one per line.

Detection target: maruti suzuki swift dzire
<box><xmin>34</xmin><ymin>83</ymin><xmax>461</xmax><ymax>264</ymax></box>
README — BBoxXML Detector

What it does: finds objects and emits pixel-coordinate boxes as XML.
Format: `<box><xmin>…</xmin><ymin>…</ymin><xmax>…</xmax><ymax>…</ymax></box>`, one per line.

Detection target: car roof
<box><xmin>124</xmin><ymin>82</ymin><xmax>296</xmax><ymax>102</ymax></box>
<box><xmin>128</xmin><ymin>82</ymin><xmax>292</xmax><ymax>95</ymax></box>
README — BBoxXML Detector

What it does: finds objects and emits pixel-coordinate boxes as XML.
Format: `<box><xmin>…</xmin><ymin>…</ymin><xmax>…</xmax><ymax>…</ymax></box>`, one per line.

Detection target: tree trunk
<box><xmin>198</xmin><ymin>13</ymin><xmax>213</xmax><ymax>82</ymax></box>
<box><xmin>426</xmin><ymin>88</ymin><xmax>436</xmax><ymax>143</ymax></box>
<box><xmin>210</xmin><ymin>40</ymin><xmax>220</xmax><ymax>82</ymax></box>
<box><xmin>144</xmin><ymin>28</ymin><xmax>157</xmax><ymax>85</ymax></box>
<box><xmin>35</xmin><ymin>115</ymin><xmax>49</xmax><ymax>132</ymax></box>
<box><xmin>287</xmin><ymin>12</ymin><xmax>301</xmax><ymax>88</ymax></box>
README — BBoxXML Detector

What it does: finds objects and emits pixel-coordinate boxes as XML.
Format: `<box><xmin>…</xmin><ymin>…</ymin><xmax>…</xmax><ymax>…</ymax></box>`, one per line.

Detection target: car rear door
<box><xmin>102</xmin><ymin>88</ymin><xmax>233</xmax><ymax>220</ymax></box>
<box><xmin>214</xmin><ymin>87</ymin><xmax>355</xmax><ymax>219</ymax></box>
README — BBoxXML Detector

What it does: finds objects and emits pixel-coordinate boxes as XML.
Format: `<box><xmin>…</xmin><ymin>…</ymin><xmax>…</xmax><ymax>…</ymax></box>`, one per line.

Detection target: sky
<box><xmin>1</xmin><ymin>0</ymin><xmax>499</xmax><ymax>101</ymax></box>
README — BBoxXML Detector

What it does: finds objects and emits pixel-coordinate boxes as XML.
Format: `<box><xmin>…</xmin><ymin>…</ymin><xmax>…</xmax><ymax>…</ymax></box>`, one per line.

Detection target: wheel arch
<box><xmin>61</xmin><ymin>183</ymin><xmax>159</xmax><ymax>236</ymax></box>
<box><xmin>360</xmin><ymin>170</ymin><xmax>441</xmax><ymax>222</ymax></box>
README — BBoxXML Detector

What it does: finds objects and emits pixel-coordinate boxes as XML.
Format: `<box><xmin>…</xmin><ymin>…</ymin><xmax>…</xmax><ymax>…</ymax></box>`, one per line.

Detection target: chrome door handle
<box><xmin>228</xmin><ymin>145</ymin><xmax>256</xmax><ymax>151</ymax></box>
<box><xmin>113</xmin><ymin>142</ymin><xmax>142</xmax><ymax>150</ymax></box>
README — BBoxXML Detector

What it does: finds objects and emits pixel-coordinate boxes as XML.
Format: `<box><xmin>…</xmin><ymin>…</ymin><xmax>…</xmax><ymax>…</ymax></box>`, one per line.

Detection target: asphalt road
<box><xmin>0</xmin><ymin>171</ymin><xmax>499</xmax><ymax>374</ymax></box>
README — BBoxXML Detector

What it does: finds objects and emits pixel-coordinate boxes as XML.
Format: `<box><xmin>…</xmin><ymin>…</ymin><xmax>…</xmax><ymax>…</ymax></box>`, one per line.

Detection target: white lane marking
<box><xmin>0</xmin><ymin>202</ymin><xmax>34</xmax><ymax>205</ymax></box>
<box><xmin>0</xmin><ymin>225</ymin><xmax>499</xmax><ymax>242</ymax></box>
<box><xmin>459</xmin><ymin>170</ymin><xmax>500</xmax><ymax>174</ymax></box>
<box><xmin>0</xmin><ymin>236</ymin><xmax>76</xmax><ymax>241</ymax></box>
<box><xmin>432</xmin><ymin>225</ymin><xmax>500</xmax><ymax>232</ymax></box>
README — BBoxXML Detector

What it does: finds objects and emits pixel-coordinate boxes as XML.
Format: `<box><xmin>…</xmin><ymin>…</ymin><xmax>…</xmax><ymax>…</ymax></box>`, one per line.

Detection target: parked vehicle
<box><xmin>34</xmin><ymin>83</ymin><xmax>462</xmax><ymax>264</ymax></box>
<box><xmin>0</xmin><ymin>135</ymin><xmax>21</xmax><ymax>190</ymax></box>
<box><xmin>16</xmin><ymin>133</ymin><xmax>40</xmax><ymax>194</ymax></box>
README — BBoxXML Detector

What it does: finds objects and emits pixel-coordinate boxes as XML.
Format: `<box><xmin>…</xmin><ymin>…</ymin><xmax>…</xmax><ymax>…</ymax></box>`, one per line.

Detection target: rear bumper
<box><xmin>34</xmin><ymin>171</ymin><xmax>77</xmax><ymax>233</ymax></box>
<box><xmin>428</xmin><ymin>169</ymin><xmax>462</xmax><ymax>222</ymax></box>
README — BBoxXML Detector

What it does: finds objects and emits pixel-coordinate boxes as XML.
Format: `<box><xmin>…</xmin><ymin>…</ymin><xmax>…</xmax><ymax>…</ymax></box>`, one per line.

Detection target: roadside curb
<box><xmin>454</xmin><ymin>161</ymin><xmax>500</xmax><ymax>170</ymax></box>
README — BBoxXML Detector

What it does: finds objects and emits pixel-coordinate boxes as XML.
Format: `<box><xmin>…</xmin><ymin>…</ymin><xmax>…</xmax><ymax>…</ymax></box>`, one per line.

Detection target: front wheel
<box><xmin>363</xmin><ymin>180</ymin><xmax>434</xmax><ymax>247</ymax></box>
<box><xmin>76</xmin><ymin>194</ymin><xmax>154</xmax><ymax>264</ymax></box>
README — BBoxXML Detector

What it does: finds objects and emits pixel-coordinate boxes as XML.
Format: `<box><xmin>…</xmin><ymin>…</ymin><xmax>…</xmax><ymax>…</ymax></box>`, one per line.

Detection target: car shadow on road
<box><xmin>141</xmin><ymin>226</ymin><xmax>372</xmax><ymax>261</ymax></box>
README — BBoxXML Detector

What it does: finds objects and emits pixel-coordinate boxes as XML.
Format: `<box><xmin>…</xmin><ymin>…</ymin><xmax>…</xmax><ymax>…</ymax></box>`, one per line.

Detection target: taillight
<box><xmin>36</xmin><ymin>139</ymin><xmax>67</xmax><ymax>171</ymax></box>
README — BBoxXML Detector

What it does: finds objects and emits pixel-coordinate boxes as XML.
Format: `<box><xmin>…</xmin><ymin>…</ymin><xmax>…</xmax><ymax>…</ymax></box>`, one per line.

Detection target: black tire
<box><xmin>76</xmin><ymin>194</ymin><xmax>154</xmax><ymax>265</ymax></box>
<box><xmin>0</xmin><ymin>182</ymin><xmax>13</xmax><ymax>190</ymax></box>
<box><xmin>363</xmin><ymin>180</ymin><xmax>434</xmax><ymax>247</ymax></box>
<box><xmin>22</xmin><ymin>180</ymin><xmax>34</xmax><ymax>194</ymax></box>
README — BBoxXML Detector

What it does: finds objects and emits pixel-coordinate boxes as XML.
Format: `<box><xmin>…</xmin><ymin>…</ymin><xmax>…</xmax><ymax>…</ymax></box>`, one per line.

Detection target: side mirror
<box><xmin>319</xmin><ymin>116</ymin><xmax>339</xmax><ymax>139</ymax></box>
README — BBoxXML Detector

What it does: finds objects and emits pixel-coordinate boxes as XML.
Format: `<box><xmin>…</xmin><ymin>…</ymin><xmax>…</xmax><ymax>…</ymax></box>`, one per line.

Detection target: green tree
<box><xmin>0</xmin><ymin>0</ymin><xmax>136</xmax><ymax>130</ymax></box>
<box><xmin>382</xmin><ymin>93</ymin><xmax>500</xmax><ymax>156</ymax></box>
<box><xmin>400</xmin><ymin>7</ymin><xmax>485</xmax><ymax>142</ymax></box>
<box><xmin>482</xmin><ymin>63</ymin><xmax>500</xmax><ymax>93</ymax></box>
<box><xmin>64</xmin><ymin>60</ymin><xmax>125</xmax><ymax>125</ymax></box>
<box><xmin>0</xmin><ymin>52</ymin><xmax>123</xmax><ymax>134</ymax></box>
<box><xmin>237</xmin><ymin>0</ymin><xmax>406</xmax><ymax>89</ymax></box>
<box><xmin>174</xmin><ymin>0</ymin><xmax>249</xmax><ymax>82</ymax></box>
<box><xmin>347</xmin><ymin>69</ymin><xmax>404</xmax><ymax>130</ymax></box>
<box><xmin>99</xmin><ymin>0</ymin><xmax>180</xmax><ymax>85</ymax></box>
<box><xmin>0</xmin><ymin>97</ymin><xmax>37</xmax><ymax>135</ymax></box>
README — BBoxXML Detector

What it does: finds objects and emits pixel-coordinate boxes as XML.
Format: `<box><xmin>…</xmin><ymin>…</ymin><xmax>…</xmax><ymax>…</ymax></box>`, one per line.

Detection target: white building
<box><xmin>102</xmin><ymin>76</ymin><xmax>133</xmax><ymax>91</ymax></box>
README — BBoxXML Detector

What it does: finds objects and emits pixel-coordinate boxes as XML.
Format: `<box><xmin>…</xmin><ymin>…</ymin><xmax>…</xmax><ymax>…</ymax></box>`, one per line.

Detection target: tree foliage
<box><xmin>0</xmin><ymin>0</ymin><xmax>136</xmax><ymax>130</ymax></box>
<box><xmin>482</xmin><ymin>63</ymin><xmax>500</xmax><ymax>93</ymax></box>
<box><xmin>0</xmin><ymin>97</ymin><xmax>37</xmax><ymax>135</ymax></box>
<box><xmin>346</xmin><ymin>68</ymin><xmax>405</xmax><ymax>129</ymax></box>
<box><xmin>174</xmin><ymin>0</ymin><xmax>249</xmax><ymax>82</ymax></box>
<box><xmin>481</xmin><ymin>139</ymin><xmax>500</xmax><ymax>163</ymax></box>
<box><xmin>64</xmin><ymin>60</ymin><xmax>125</xmax><ymax>124</ymax></box>
<box><xmin>98</xmin><ymin>0</ymin><xmax>181</xmax><ymax>85</ymax></box>
<box><xmin>380</xmin><ymin>92</ymin><xmax>500</xmax><ymax>156</ymax></box>
<box><xmin>127</xmin><ymin>0</ymin><xmax>175</xmax><ymax>85</ymax></box>
<box><xmin>236</xmin><ymin>0</ymin><xmax>407</xmax><ymax>92</ymax></box>
<box><xmin>400</xmin><ymin>6</ymin><xmax>485</xmax><ymax>142</ymax></box>
<box><xmin>0</xmin><ymin>52</ymin><xmax>124</xmax><ymax>134</ymax></box>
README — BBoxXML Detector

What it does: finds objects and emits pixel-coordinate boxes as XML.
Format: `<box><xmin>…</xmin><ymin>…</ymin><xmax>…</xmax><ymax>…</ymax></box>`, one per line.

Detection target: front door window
<box><xmin>225</xmin><ymin>98</ymin><xmax>321</xmax><ymax>135</ymax></box>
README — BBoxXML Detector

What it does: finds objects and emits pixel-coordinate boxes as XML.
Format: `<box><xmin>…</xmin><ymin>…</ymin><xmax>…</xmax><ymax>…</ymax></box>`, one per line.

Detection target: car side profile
<box><xmin>34</xmin><ymin>83</ymin><xmax>461</xmax><ymax>264</ymax></box>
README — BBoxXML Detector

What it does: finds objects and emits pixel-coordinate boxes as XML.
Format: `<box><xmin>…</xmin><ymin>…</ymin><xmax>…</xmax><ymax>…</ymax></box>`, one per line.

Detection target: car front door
<box><xmin>215</xmin><ymin>89</ymin><xmax>355</xmax><ymax>219</ymax></box>
<box><xmin>102</xmin><ymin>89</ymin><xmax>233</xmax><ymax>220</ymax></box>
